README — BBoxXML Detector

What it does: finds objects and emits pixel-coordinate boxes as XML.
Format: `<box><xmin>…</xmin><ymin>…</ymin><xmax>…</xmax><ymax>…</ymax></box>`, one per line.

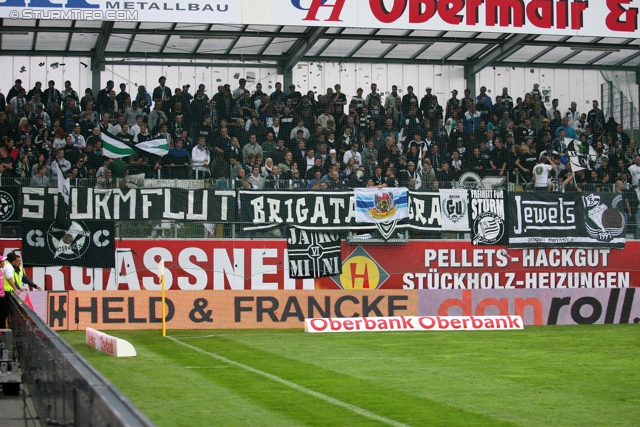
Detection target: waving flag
<box><xmin>101</xmin><ymin>132</ymin><xmax>135</xmax><ymax>158</ymax></box>
<box><xmin>56</xmin><ymin>169</ymin><xmax>71</xmax><ymax>229</ymax></box>
<box><xmin>567</xmin><ymin>139</ymin><xmax>597</xmax><ymax>172</ymax></box>
<box><xmin>136</xmin><ymin>139</ymin><xmax>170</xmax><ymax>156</ymax></box>
<box><xmin>355</xmin><ymin>187</ymin><xmax>409</xmax><ymax>223</ymax></box>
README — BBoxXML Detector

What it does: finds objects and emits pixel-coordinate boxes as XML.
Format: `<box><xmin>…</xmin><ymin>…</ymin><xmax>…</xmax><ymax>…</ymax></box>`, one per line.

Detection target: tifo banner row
<box><xmin>3</xmin><ymin>239</ymin><xmax>639</xmax><ymax>291</ymax></box>
<box><xmin>36</xmin><ymin>288</ymin><xmax>640</xmax><ymax>331</ymax></box>
<box><xmin>22</xmin><ymin>187</ymin><xmax>235</xmax><ymax>222</ymax></box>
<box><xmin>17</xmin><ymin>188</ymin><xmax>626</xmax><ymax>249</ymax></box>
<box><xmin>0</xmin><ymin>1</ymin><xmax>637</xmax><ymax>38</ymax></box>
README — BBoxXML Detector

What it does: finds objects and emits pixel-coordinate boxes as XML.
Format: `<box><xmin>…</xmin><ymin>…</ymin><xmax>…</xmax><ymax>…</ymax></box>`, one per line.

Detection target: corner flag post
<box><xmin>158</xmin><ymin>259</ymin><xmax>166</xmax><ymax>337</ymax></box>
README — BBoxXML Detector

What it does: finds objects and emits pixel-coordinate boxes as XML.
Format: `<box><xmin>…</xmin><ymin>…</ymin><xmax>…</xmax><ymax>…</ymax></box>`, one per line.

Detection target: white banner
<box><xmin>0</xmin><ymin>0</ymin><xmax>240</xmax><ymax>24</ymax></box>
<box><xmin>355</xmin><ymin>187</ymin><xmax>409</xmax><ymax>224</ymax></box>
<box><xmin>264</xmin><ymin>0</ymin><xmax>640</xmax><ymax>38</ymax></box>
<box><xmin>304</xmin><ymin>316</ymin><xmax>524</xmax><ymax>333</ymax></box>
<box><xmin>0</xmin><ymin>0</ymin><xmax>639</xmax><ymax>38</ymax></box>
<box><xmin>439</xmin><ymin>189</ymin><xmax>470</xmax><ymax>231</ymax></box>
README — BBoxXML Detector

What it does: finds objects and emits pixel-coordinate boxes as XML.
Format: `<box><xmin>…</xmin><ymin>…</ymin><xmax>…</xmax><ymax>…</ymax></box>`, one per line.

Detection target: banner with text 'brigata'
<box><xmin>508</xmin><ymin>192</ymin><xmax>626</xmax><ymax>249</ymax></box>
<box><xmin>21</xmin><ymin>187</ymin><xmax>236</xmax><ymax>222</ymax></box>
<box><xmin>240</xmin><ymin>190</ymin><xmax>470</xmax><ymax>232</ymax></box>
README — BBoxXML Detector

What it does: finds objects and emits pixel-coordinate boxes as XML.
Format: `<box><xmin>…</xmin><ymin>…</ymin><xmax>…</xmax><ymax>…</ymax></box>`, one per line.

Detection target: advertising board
<box><xmin>1</xmin><ymin>1</ymin><xmax>638</xmax><ymax>39</ymax></box>
<box><xmin>49</xmin><ymin>290</ymin><xmax>417</xmax><ymax>330</ymax></box>
<box><xmin>44</xmin><ymin>288</ymin><xmax>639</xmax><ymax>330</ymax></box>
<box><xmin>2</xmin><ymin>239</ymin><xmax>638</xmax><ymax>291</ymax></box>
<box><xmin>420</xmin><ymin>288</ymin><xmax>640</xmax><ymax>326</ymax></box>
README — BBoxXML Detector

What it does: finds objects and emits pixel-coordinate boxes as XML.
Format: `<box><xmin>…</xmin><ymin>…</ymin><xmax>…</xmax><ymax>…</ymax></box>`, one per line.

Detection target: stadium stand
<box><xmin>0</xmin><ymin>75</ymin><xmax>637</xmax><ymax>237</ymax></box>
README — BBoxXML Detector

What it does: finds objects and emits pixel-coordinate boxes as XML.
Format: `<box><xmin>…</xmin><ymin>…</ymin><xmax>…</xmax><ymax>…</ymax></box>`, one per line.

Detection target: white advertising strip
<box><xmin>0</xmin><ymin>1</ymin><xmax>639</xmax><ymax>38</ymax></box>
<box><xmin>85</xmin><ymin>327</ymin><xmax>137</xmax><ymax>357</ymax></box>
<box><xmin>0</xmin><ymin>0</ymin><xmax>240</xmax><ymax>25</ymax></box>
<box><xmin>263</xmin><ymin>0</ymin><xmax>640</xmax><ymax>38</ymax></box>
<box><xmin>304</xmin><ymin>316</ymin><xmax>523</xmax><ymax>333</ymax></box>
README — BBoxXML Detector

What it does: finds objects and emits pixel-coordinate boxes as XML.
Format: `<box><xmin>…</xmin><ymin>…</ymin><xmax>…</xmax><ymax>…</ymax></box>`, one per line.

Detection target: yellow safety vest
<box><xmin>4</xmin><ymin>266</ymin><xmax>22</xmax><ymax>293</ymax></box>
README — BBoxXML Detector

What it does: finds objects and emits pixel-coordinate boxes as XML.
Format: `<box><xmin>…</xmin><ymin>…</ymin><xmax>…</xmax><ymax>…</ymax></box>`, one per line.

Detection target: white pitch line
<box><xmin>167</xmin><ymin>336</ymin><xmax>410</xmax><ymax>427</ymax></box>
<box><xmin>171</xmin><ymin>333</ymin><xmax>294</xmax><ymax>339</ymax></box>
<box><xmin>185</xmin><ymin>366</ymin><xmax>229</xmax><ymax>369</ymax></box>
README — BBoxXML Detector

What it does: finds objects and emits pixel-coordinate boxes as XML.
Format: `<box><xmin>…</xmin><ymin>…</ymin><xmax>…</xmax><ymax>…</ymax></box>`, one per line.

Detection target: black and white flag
<box><xmin>22</xmin><ymin>220</ymin><xmax>115</xmax><ymax>268</ymax></box>
<box><xmin>56</xmin><ymin>171</ymin><xmax>71</xmax><ymax>229</ymax></box>
<box><xmin>567</xmin><ymin>139</ymin><xmax>597</xmax><ymax>172</ymax></box>
<box><xmin>287</xmin><ymin>228</ymin><xmax>342</xmax><ymax>279</ymax></box>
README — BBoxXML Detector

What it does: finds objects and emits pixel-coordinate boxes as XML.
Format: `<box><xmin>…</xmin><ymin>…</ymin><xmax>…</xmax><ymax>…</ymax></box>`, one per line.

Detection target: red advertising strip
<box><xmin>304</xmin><ymin>316</ymin><xmax>523</xmax><ymax>333</ymax></box>
<box><xmin>419</xmin><ymin>288</ymin><xmax>640</xmax><ymax>326</ymax></box>
<box><xmin>3</xmin><ymin>239</ymin><xmax>639</xmax><ymax>291</ymax></box>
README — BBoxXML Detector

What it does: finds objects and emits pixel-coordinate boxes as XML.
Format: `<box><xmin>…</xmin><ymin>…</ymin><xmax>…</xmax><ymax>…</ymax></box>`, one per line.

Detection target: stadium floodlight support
<box><xmin>570</xmin><ymin>46</ymin><xmax>620</xmax><ymax>52</ymax></box>
<box><xmin>379</xmin><ymin>38</ymin><xmax>434</xmax><ymax>45</ymax></box>
<box><xmin>179</xmin><ymin>34</ymin><xmax>236</xmax><ymax>40</ymax></box>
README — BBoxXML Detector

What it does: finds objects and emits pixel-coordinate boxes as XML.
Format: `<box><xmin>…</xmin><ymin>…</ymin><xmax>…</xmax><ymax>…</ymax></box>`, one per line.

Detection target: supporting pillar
<box><xmin>464</xmin><ymin>68</ymin><xmax>476</xmax><ymax>100</ymax></box>
<box><xmin>91</xmin><ymin>64</ymin><xmax>102</xmax><ymax>98</ymax></box>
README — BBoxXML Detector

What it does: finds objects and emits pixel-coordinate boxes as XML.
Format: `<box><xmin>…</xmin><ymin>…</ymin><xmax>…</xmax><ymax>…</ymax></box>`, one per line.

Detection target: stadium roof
<box><xmin>1</xmin><ymin>20</ymin><xmax>640</xmax><ymax>75</ymax></box>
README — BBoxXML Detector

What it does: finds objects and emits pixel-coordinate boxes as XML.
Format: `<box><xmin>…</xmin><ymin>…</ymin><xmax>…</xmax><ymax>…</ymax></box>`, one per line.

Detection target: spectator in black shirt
<box><xmin>116</xmin><ymin>83</ymin><xmax>130</xmax><ymax>111</ymax></box>
<box><xmin>84</xmin><ymin>143</ymin><xmax>103</xmax><ymax>171</ymax></box>
<box><xmin>193</xmin><ymin>116</ymin><xmax>214</xmax><ymax>146</ymax></box>
<box><xmin>214</xmin><ymin>127</ymin><xmax>231</xmax><ymax>157</ymax></box>
<box><xmin>468</xmin><ymin>147</ymin><xmax>489</xmax><ymax>177</ymax></box>
<box><xmin>489</xmin><ymin>138</ymin><xmax>508</xmax><ymax>176</ymax></box>
<box><xmin>117</xmin><ymin>125</ymin><xmax>133</xmax><ymax>144</ymax></box>
<box><xmin>62</xmin><ymin>136</ymin><xmax>80</xmax><ymax>166</ymax></box>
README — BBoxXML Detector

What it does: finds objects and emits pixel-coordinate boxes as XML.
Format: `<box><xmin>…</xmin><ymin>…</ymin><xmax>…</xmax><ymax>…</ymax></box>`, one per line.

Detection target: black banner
<box><xmin>470</xmin><ymin>189</ymin><xmax>507</xmax><ymax>245</ymax></box>
<box><xmin>22</xmin><ymin>220</ymin><xmax>116</xmax><ymax>268</ymax></box>
<box><xmin>287</xmin><ymin>228</ymin><xmax>341</xmax><ymax>278</ymax></box>
<box><xmin>240</xmin><ymin>190</ymin><xmax>458</xmax><ymax>231</ymax></box>
<box><xmin>21</xmin><ymin>188</ymin><xmax>236</xmax><ymax>222</ymax></box>
<box><xmin>508</xmin><ymin>192</ymin><xmax>626</xmax><ymax>248</ymax></box>
<box><xmin>0</xmin><ymin>186</ymin><xmax>20</xmax><ymax>221</ymax></box>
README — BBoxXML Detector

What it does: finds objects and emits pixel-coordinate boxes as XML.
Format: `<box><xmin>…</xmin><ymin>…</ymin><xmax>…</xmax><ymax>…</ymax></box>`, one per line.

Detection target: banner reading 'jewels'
<box><xmin>508</xmin><ymin>192</ymin><xmax>626</xmax><ymax>248</ymax></box>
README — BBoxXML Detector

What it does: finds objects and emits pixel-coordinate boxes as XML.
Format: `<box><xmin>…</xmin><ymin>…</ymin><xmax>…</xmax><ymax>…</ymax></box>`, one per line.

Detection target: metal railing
<box><xmin>0</xmin><ymin>174</ymin><xmax>629</xmax><ymax>240</ymax></box>
<box><xmin>8</xmin><ymin>294</ymin><xmax>156</xmax><ymax>427</ymax></box>
<box><xmin>602</xmin><ymin>81</ymin><xmax>639</xmax><ymax>141</ymax></box>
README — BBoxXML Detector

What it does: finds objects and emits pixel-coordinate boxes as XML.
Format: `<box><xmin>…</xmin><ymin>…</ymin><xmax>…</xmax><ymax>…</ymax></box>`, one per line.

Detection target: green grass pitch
<box><xmin>60</xmin><ymin>325</ymin><xmax>640</xmax><ymax>427</ymax></box>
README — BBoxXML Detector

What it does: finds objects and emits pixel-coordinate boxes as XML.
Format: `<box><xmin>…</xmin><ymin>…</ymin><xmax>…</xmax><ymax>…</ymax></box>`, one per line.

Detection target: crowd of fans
<box><xmin>0</xmin><ymin>76</ymin><xmax>636</xmax><ymax>198</ymax></box>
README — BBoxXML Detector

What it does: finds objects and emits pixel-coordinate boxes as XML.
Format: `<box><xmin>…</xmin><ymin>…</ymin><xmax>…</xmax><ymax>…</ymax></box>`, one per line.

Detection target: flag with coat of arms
<box><xmin>355</xmin><ymin>187</ymin><xmax>409</xmax><ymax>223</ymax></box>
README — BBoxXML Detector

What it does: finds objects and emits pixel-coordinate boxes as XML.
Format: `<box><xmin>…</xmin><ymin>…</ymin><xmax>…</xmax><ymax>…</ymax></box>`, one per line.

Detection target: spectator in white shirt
<box><xmin>628</xmin><ymin>154</ymin><xmax>640</xmax><ymax>186</ymax></box>
<box><xmin>192</xmin><ymin>136</ymin><xmax>211</xmax><ymax>178</ymax></box>
<box><xmin>343</xmin><ymin>142</ymin><xmax>362</xmax><ymax>166</ymax></box>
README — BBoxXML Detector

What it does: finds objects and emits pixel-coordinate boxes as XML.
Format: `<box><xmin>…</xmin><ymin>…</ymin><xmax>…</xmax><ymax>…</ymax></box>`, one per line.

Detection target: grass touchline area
<box><xmin>61</xmin><ymin>325</ymin><xmax>640</xmax><ymax>427</ymax></box>
<box><xmin>168</xmin><ymin>335</ymin><xmax>410</xmax><ymax>427</ymax></box>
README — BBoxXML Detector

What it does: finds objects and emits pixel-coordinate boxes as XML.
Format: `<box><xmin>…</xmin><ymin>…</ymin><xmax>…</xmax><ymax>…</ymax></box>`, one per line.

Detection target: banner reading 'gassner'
<box><xmin>3</xmin><ymin>239</ymin><xmax>639</xmax><ymax>291</ymax></box>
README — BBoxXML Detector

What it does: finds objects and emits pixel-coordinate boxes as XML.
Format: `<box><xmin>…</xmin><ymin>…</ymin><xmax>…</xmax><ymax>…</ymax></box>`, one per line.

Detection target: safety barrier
<box><xmin>8</xmin><ymin>293</ymin><xmax>156</xmax><ymax>427</ymax></box>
